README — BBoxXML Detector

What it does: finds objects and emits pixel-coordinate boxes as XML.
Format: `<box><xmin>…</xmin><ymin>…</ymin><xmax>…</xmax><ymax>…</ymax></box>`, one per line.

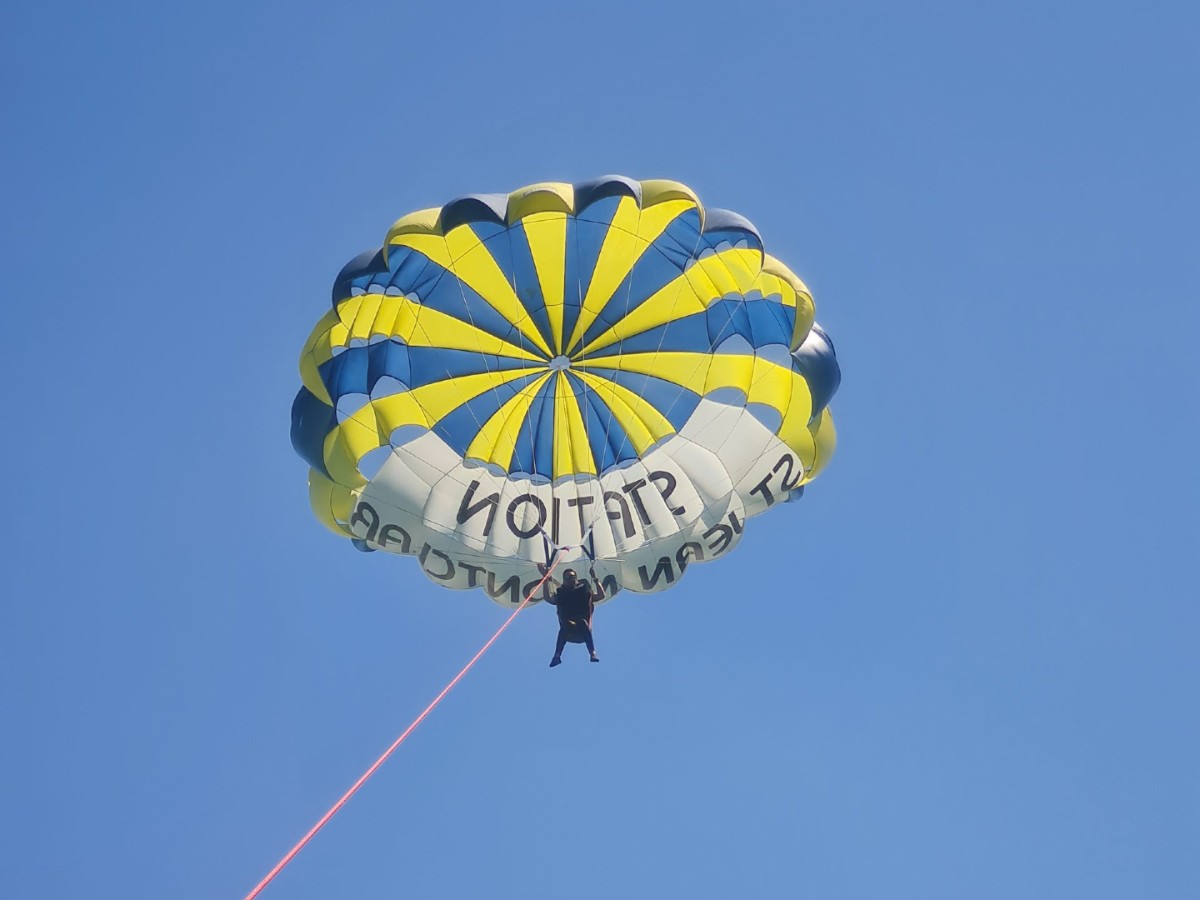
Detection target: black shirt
<box><xmin>554</xmin><ymin>582</ymin><xmax>594</xmax><ymax>622</ymax></box>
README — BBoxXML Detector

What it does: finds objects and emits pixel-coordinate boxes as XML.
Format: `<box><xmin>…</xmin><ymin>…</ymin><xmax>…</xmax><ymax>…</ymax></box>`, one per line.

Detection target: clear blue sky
<box><xmin>2</xmin><ymin>2</ymin><xmax>1197</xmax><ymax>898</ymax></box>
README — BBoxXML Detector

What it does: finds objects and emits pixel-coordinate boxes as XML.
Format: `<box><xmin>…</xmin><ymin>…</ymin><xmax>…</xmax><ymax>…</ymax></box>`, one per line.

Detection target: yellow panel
<box><xmin>298</xmin><ymin>309</ymin><xmax>342</xmax><ymax>405</ymax></box>
<box><xmin>776</xmin><ymin>379</ymin><xmax>819</xmax><ymax>466</ymax></box>
<box><xmin>307</xmin><ymin>470</ymin><xmax>355</xmax><ymax>536</ymax></box>
<box><xmin>565</xmin><ymin>197</ymin><xmax>697</xmax><ymax>354</ymax></box>
<box><xmin>388</xmin><ymin>231</ymin><xmax>553</xmax><ymax>357</ymax></box>
<box><xmin>465</xmin><ymin>372</ymin><xmax>552</xmax><ymax>467</ymax></box>
<box><xmin>522</xmin><ymin>213</ymin><xmax>568</xmax><ymax>352</ymax></box>
<box><xmin>791</xmin><ymin>286</ymin><xmax>816</xmax><ymax>349</ymax></box>
<box><xmin>327</xmin><ymin>319</ymin><xmax>349</xmax><ymax>349</ymax></box>
<box><xmin>552</xmin><ymin>372</ymin><xmax>573</xmax><ymax>480</ymax></box>
<box><xmin>563</xmin><ymin>195</ymin><xmax>644</xmax><ymax>353</ymax></box>
<box><xmin>328</xmin><ymin>477</ymin><xmax>355</xmax><ymax>524</ymax></box>
<box><xmin>371</xmin><ymin>295</ymin><xmax>401</xmax><ymax>337</ymax></box>
<box><xmin>507</xmin><ymin>182</ymin><xmax>574</xmax><ymax>221</ymax></box>
<box><xmin>362</xmin><ymin>392</ymin><xmax>430</xmax><ymax>435</ymax></box>
<box><xmin>299</xmin><ymin>350</ymin><xmax>333</xmax><ymax>406</ymax></box>
<box><xmin>681</xmin><ymin>248</ymin><xmax>755</xmax><ymax>298</ymax></box>
<box><xmin>348</xmin><ymin>294</ymin><xmax>384</xmax><ymax>342</ymax></box>
<box><xmin>578</xmin><ymin>248</ymin><xmax>765</xmax><ymax>357</ymax></box>
<box><xmin>372</xmin><ymin>368</ymin><xmax>537</xmax><ymax>435</ymax></box>
<box><xmin>401</xmin><ymin>302</ymin><xmax>543</xmax><ymax>360</ymax></box>
<box><xmin>582</xmin><ymin>351</ymin><xmax>810</xmax><ymax>419</ymax></box>
<box><xmin>763</xmin><ymin>255</ymin><xmax>815</xmax><ymax>348</ymax></box>
<box><xmin>383</xmin><ymin>207</ymin><xmax>442</xmax><ymax>259</ymax></box>
<box><xmin>756</xmin><ymin>271</ymin><xmax>794</xmax><ymax>309</ymax></box>
<box><xmin>573</xmin><ymin>372</ymin><xmax>654</xmax><ymax>452</ymax></box>
<box><xmin>320</xmin><ymin>367</ymin><xmax>537</xmax><ymax>486</ymax></box>
<box><xmin>573</xmin><ymin>369</ymin><xmax>675</xmax><ymax>453</ymax></box>
<box><xmin>564</xmin><ymin>378</ymin><xmax>596</xmax><ymax>476</ymax></box>
<box><xmin>442</xmin><ymin>221</ymin><xmax>489</xmax><ymax>264</ymax></box>
<box><xmin>640</xmin><ymin>179</ymin><xmax>701</xmax><ymax>214</ymax></box>
<box><xmin>632</xmin><ymin>197</ymin><xmax>697</xmax><ymax>239</ymax></box>
<box><xmin>760</xmin><ymin>255</ymin><xmax>808</xmax><ymax>298</ymax></box>
<box><xmin>300</xmin><ymin>308</ymin><xmax>341</xmax><ymax>365</ymax></box>
<box><xmin>323</xmin><ymin>404</ymin><xmax>379</xmax><ymax>488</ymax></box>
<box><xmin>803</xmin><ymin>408</ymin><xmax>837</xmax><ymax>481</ymax></box>
<box><xmin>552</xmin><ymin>372</ymin><xmax>596</xmax><ymax>478</ymax></box>
<box><xmin>333</xmin><ymin>293</ymin><xmax>542</xmax><ymax>361</ymax></box>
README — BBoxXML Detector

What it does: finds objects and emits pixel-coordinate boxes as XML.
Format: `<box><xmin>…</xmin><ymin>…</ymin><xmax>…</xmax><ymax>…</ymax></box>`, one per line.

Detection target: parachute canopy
<box><xmin>292</xmin><ymin>176</ymin><xmax>840</xmax><ymax>604</ymax></box>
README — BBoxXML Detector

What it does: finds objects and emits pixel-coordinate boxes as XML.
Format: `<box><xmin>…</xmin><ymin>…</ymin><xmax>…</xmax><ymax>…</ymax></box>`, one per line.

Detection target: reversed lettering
<box><xmin>350</xmin><ymin>501</ymin><xmax>380</xmax><ymax>543</ymax></box>
<box><xmin>506</xmin><ymin>494</ymin><xmax>547</xmax><ymax>539</ymax></box>
<box><xmin>456</xmin><ymin>480</ymin><xmax>500</xmax><ymax>536</ymax></box>
<box><xmin>638</xmin><ymin>556</ymin><xmax>676</xmax><ymax>590</ymax></box>
<box><xmin>378</xmin><ymin>524</ymin><xmax>411</xmax><ymax>553</ymax></box>
<box><xmin>650</xmin><ymin>470</ymin><xmax>686</xmax><ymax>516</ymax></box>
<box><xmin>418</xmin><ymin>543</ymin><xmax>455</xmax><ymax>580</ymax></box>
<box><xmin>604</xmin><ymin>490</ymin><xmax>635</xmax><ymax>538</ymax></box>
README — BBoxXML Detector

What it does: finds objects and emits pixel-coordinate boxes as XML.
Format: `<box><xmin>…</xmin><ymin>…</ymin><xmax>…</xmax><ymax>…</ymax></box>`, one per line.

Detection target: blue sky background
<box><xmin>2</xmin><ymin>1</ymin><xmax>1197</xmax><ymax>898</ymax></box>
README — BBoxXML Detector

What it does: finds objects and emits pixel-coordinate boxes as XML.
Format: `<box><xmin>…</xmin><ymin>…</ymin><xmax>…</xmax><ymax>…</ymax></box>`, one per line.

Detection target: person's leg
<box><xmin>550</xmin><ymin>628</ymin><xmax>567</xmax><ymax>666</ymax></box>
<box><xmin>583</xmin><ymin>625</ymin><xmax>598</xmax><ymax>661</ymax></box>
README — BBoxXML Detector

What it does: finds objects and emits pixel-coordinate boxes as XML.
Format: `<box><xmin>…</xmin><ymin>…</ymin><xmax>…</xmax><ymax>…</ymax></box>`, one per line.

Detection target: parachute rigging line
<box><xmin>242</xmin><ymin>552</ymin><xmax>566</xmax><ymax>900</ymax></box>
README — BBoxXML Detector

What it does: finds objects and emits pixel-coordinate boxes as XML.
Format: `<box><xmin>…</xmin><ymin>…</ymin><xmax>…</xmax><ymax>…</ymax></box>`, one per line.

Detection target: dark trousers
<box><xmin>555</xmin><ymin>620</ymin><xmax>595</xmax><ymax>656</ymax></box>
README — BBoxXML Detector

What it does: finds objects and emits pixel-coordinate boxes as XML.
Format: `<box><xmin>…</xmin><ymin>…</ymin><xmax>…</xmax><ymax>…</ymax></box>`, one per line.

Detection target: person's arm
<box><xmin>589</xmin><ymin>568</ymin><xmax>605</xmax><ymax>602</ymax></box>
<box><xmin>537</xmin><ymin>563</ymin><xmax>561</xmax><ymax>603</ymax></box>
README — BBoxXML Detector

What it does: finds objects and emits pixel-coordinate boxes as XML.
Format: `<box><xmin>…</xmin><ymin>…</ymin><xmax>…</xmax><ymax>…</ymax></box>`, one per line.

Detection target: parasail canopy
<box><xmin>291</xmin><ymin>176</ymin><xmax>840</xmax><ymax>604</ymax></box>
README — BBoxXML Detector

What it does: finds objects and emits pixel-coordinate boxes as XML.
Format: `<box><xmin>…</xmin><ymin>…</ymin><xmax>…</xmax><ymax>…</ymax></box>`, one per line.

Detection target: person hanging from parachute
<box><xmin>254</xmin><ymin>176</ymin><xmax>843</xmax><ymax>899</ymax></box>
<box><xmin>290</xmin><ymin>173</ymin><xmax>842</xmax><ymax>650</ymax></box>
<box><xmin>543</xmin><ymin>566</ymin><xmax>604</xmax><ymax>667</ymax></box>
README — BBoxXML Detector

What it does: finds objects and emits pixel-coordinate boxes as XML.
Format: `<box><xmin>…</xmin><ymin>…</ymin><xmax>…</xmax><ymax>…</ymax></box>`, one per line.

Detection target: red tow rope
<box><xmin>243</xmin><ymin>555</ymin><xmax>563</xmax><ymax>899</ymax></box>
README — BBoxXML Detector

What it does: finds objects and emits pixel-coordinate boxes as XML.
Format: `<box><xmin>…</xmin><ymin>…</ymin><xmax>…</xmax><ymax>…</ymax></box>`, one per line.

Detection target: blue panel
<box><xmin>700</xmin><ymin>207</ymin><xmax>762</xmax><ymax>251</ymax></box>
<box><xmin>418</xmin><ymin>270</ymin><xmax>548</xmax><ymax>358</ymax></box>
<box><xmin>468</xmin><ymin>220</ymin><xmax>509</xmax><ymax>243</ymax></box>
<box><xmin>327</xmin><ymin>347</ymin><xmax>370</xmax><ymax>396</ymax></box>
<box><xmin>406</xmin><ymin>347</ymin><xmax>536</xmax><ymax>388</ymax></box>
<box><xmin>697</xmin><ymin>295</ymin><xmax>793</xmax><ymax>350</ymax></box>
<box><xmin>574</xmin><ymin>194</ymin><xmax>622</xmax><ymax>227</ymax></box>
<box><xmin>579</xmin><ymin>243</ymin><xmax>689</xmax><ymax>349</ymax></box>
<box><xmin>562</xmin><ymin>210</ymin><xmax>620</xmax><ymax>347</ymax></box>
<box><xmin>412</xmin><ymin>258</ymin><xmax>451</xmax><ymax>298</ymax></box>
<box><xmin>757</xmin><ymin>293</ymin><xmax>796</xmax><ymax>339</ymax></box>
<box><xmin>699</xmin><ymin>226</ymin><xmax>762</xmax><ymax>255</ymax></box>
<box><xmin>439</xmin><ymin>193</ymin><xmax>508</xmax><ymax>232</ymax></box>
<box><xmin>650</xmin><ymin>207</ymin><xmax>704</xmax><ymax>269</ymax></box>
<box><xmin>570</xmin><ymin>374</ymin><xmax>637</xmax><ymax>472</ymax></box>
<box><xmin>581</xmin><ymin>310</ymin><xmax>713</xmax><ymax>358</ymax></box>
<box><xmin>589</xmin><ymin>368</ymin><xmax>701</xmax><ymax>431</ymax></box>
<box><xmin>509</xmin><ymin>376</ymin><xmax>557</xmax><ymax>477</ymax></box>
<box><xmin>319</xmin><ymin>341</ymin><xmax>416</xmax><ymax>400</ymax></box>
<box><xmin>367</xmin><ymin>339</ymin><xmax>411</xmax><ymax>388</ymax></box>
<box><xmin>533</xmin><ymin>383</ymin><xmax>557</xmax><ymax>476</ymax></box>
<box><xmin>359</xmin><ymin>246</ymin><xmax>445</xmax><ymax>297</ymax></box>
<box><xmin>432</xmin><ymin>371</ymin><xmax>546</xmax><ymax>457</ymax></box>
<box><xmin>504</xmin><ymin>221</ymin><xmax>556</xmax><ymax>352</ymax></box>
<box><xmin>744</xmin><ymin>297</ymin><xmax>792</xmax><ymax>347</ymax></box>
<box><xmin>792</xmin><ymin>324</ymin><xmax>841</xmax><ymax>417</ymax></box>
<box><xmin>575</xmin><ymin>209</ymin><xmax>706</xmax><ymax>349</ymax></box>
<box><xmin>383</xmin><ymin>247</ymin><xmax>438</xmax><ymax>294</ymax></box>
<box><xmin>706</xmin><ymin>298</ymin><xmax>754</xmax><ymax>348</ymax></box>
<box><xmin>290</xmin><ymin>388</ymin><xmax>336</xmax><ymax>478</ymax></box>
<box><xmin>478</xmin><ymin>229</ymin><xmax>515</xmax><ymax>282</ymax></box>
<box><xmin>475</xmin><ymin>231</ymin><xmax>555</xmax><ymax>355</ymax></box>
<box><xmin>332</xmin><ymin>249</ymin><xmax>386</xmax><ymax>305</ymax></box>
<box><xmin>574</xmin><ymin>176</ymin><xmax>640</xmax><ymax>214</ymax></box>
